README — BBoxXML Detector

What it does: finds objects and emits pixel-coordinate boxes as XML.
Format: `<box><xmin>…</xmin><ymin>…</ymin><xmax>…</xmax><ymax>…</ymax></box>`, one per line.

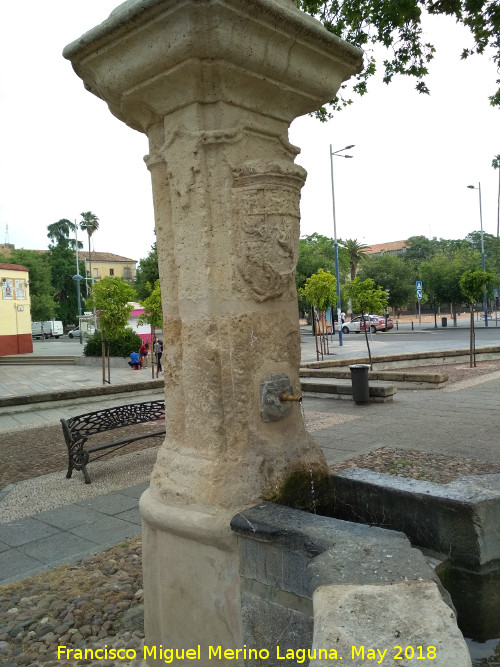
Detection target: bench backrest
<box><xmin>61</xmin><ymin>400</ymin><xmax>165</xmax><ymax>444</ymax></box>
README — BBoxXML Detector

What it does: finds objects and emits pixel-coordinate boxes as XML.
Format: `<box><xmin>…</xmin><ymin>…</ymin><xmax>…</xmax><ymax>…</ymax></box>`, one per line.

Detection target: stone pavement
<box><xmin>0</xmin><ymin>481</ymin><xmax>148</xmax><ymax>585</ymax></box>
<box><xmin>0</xmin><ymin>331</ymin><xmax>499</xmax><ymax>585</ymax></box>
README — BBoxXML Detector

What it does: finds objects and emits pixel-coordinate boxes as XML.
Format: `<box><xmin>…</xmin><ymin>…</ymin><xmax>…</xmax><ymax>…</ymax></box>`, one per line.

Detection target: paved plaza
<box><xmin>0</xmin><ymin>327</ymin><xmax>499</xmax><ymax>584</ymax></box>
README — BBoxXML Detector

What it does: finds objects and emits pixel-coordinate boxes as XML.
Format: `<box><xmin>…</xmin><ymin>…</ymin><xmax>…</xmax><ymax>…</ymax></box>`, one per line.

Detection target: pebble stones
<box><xmin>0</xmin><ymin>537</ymin><xmax>144</xmax><ymax>666</ymax></box>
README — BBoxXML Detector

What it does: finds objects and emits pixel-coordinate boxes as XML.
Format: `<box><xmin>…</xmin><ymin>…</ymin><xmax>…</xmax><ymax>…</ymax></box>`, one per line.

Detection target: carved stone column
<box><xmin>64</xmin><ymin>0</ymin><xmax>362</xmax><ymax>661</ymax></box>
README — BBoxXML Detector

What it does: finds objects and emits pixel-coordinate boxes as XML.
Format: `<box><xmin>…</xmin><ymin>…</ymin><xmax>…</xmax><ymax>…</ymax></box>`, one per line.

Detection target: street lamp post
<box><xmin>72</xmin><ymin>274</ymin><xmax>84</xmax><ymax>344</ymax></box>
<box><xmin>467</xmin><ymin>183</ymin><xmax>488</xmax><ymax>326</ymax></box>
<box><xmin>330</xmin><ymin>144</ymin><xmax>354</xmax><ymax>346</ymax></box>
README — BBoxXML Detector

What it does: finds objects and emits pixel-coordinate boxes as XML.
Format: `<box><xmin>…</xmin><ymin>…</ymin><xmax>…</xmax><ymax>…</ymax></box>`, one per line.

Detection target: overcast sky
<box><xmin>1</xmin><ymin>1</ymin><xmax>498</xmax><ymax>265</ymax></box>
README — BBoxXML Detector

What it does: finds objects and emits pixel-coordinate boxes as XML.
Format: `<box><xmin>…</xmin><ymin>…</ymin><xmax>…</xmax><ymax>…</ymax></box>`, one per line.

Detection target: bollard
<box><xmin>349</xmin><ymin>364</ymin><xmax>370</xmax><ymax>404</ymax></box>
<box><xmin>411</xmin><ymin>320</ymin><xmax>414</xmax><ymax>330</ymax></box>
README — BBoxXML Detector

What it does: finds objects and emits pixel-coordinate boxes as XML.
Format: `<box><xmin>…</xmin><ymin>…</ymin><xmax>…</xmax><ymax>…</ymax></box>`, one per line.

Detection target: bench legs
<box><xmin>66</xmin><ymin>448</ymin><xmax>91</xmax><ymax>484</ymax></box>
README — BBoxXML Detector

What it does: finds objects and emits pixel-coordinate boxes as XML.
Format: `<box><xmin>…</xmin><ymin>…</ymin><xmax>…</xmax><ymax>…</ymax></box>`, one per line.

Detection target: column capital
<box><xmin>64</xmin><ymin>0</ymin><xmax>362</xmax><ymax>132</ymax></box>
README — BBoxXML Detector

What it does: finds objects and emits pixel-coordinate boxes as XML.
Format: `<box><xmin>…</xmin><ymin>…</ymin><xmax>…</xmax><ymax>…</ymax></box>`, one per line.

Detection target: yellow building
<box><xmin>80</xmin><ymin>251</ymin><xmax>137</xmax><ymax>283</ymax></box>
<box><xmin>0</xmin><ymin>263</ymin><xmax>33</xmax><ymax>356</ymax></box>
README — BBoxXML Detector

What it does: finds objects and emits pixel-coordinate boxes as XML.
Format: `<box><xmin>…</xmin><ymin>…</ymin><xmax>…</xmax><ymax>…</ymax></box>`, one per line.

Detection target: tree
<box><xmin>459</xmin><ymin>269</ymin><xmax>495</xmax><ymax>367</ymax></box>
<box><xmin>340</xmin><ymin>238</ymin><xmax>369</xmax><ymax>281</ymax></box>
<box><xmin>47</xmin><ymin>219</ymin><xmax>84</xmax><ymax>325</ymax></box>
<box><xmin>86</xmin><ymin>277</ymin><xmax>136</xmax><ymax>384</ymax></box>
<box><xmin>420</xmin><ymin>253</ymin><xmax>458</xmax><ymax>326</ymax></box>
<box><xmin>359</xmin><ymin>254</ymin><xmax>414</xmax><ymax>315</ymax></box>
<box><xmin>403</xmin><ymin>236</ymin><xmax>441</xmax><ymax>269</ymax></box>
<box><xmin>135</xmin><ymin>243</ymin><xmax>159</xmax><ymax>300</ymax></box>
<box><xmin>79</xmin><ymin>211</ymin><xmax>100</xmax><ymax>288</ymax></box>
<box><xmin>465</xmin><ymin>231</ymin><xmax>500</xmax><ymax>282</ymax></box>
<box><xmin>344</xmin><ymin>277</ymin><xmax>388</xmax><ymax>366</ymax></box>
<box><xmin>300</xmin><ymin>269</ymin><xmax>337</xmax><ymax>360</ymax></box>
<box><xmin>296</xmin><ymin>233</ymin><xmax>349</xmax><ymax>315</ymax></box>
<box><xmin>301</xmin><ymin>268</ymin><xmax>337</xmax><ymax>311</ymax></box>
<box><xmin>47</xmin><ymin>219</ymin><xmax>79</xmax><ymax>251</ymax></box>
<box><xmin>139</xmin><ymin>279</ymin><xmax>164</xmax><ymax>378</ymax></box>
<box><xmin>298</xmin><ymin>0</ymin><xmax>500</xmax><ymax>115</ymax></box>
<box><xmin>0</xmin><ymin>248</ymin><xmax>56</xmax><ymax>324</ymax></box>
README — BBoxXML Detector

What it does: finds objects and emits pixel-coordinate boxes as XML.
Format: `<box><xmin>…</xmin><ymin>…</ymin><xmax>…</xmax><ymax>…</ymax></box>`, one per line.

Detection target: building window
<box><xmin>123</xmin><ymin>266</ymin><xmax>131</xmax><ymax>281</ymax></box>
<box><xmin>110</xmin><ymin>268</ymin><xmax>114</xmax><ymax>276</ymax></box>
<box><xmin>93</xmin><ymin>268</ymin><xmax>98</xmax><ymax>278</ymax></box>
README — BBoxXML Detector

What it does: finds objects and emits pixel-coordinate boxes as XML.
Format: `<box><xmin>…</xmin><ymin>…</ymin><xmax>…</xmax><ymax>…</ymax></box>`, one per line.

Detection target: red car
<box><xmin>372</xmin><ymin>315</ymin><xmax>393</xmax><ymax>331</ymax></box>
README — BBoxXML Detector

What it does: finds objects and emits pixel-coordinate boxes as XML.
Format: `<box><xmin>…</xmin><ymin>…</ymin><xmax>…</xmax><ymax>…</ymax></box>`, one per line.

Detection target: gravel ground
<box><xmin>0</xmin><ymin>423</ymin><xmax>165</xmax><ymax>490</ymax></box>
<box><xmin>329</xmin><ymin>446</ymin><xmax>500</xmax><ymax>483</ymax></box>
<box><xmin>1</xmin><ymin>361</ymin><xmax>499</xmax><ymax>665</ymax></box>
<box><xmin>0</xmin><ymin>538</ymin><xmax>144</xmax><ymax>667</ymax></box>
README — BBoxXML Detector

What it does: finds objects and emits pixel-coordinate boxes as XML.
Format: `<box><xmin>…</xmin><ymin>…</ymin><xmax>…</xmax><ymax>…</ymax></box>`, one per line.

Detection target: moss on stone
<box><xmin>267</xmin><ymin>468</ymin><xmax>332</xmax><ymax>514</ymax></box>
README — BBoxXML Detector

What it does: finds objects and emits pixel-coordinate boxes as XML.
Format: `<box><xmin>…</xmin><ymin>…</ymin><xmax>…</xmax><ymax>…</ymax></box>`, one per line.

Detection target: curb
<box><xmin>0</xmin><ymin>378</ymin><xmax>165</xmax><ymax>408</ymax></box>
<box><xmin>300</xmin><ymin>345</ymin><xmax>500</xmax><ymax>369</ymax></box>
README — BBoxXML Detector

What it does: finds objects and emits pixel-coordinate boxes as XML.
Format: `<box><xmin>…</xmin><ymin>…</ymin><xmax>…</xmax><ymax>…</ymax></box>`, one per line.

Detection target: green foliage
<box><xmin>459</xmin><ymin>269</ymin><xmax>495</xmax><ymax>305</ymax></box>
<box><xmin>86</xmin><ymin>277</ymin><xmax>136</xmax><ymax>339</ymax></box>
<box><xmin>0</xmin><ymin>248</ymin><xmax>56</xmax><ymax>322</ymax></box>
<box><xmin>139</xmin><ymin>279</ymin><xmax>163</xmax><ymax>329</ymax></box>
<box><xmin>135</xmin><ymin>243</ymin><xmax>159</xmax><ymax>300</ymax></box>
<box><xmin>298</xmin><ymin>0</ymin><xmax>500</xmax><ymax>113</ymax></box>
<box><xmin>344</xmin><ymin>277</ymin><xmax>388</xmax><ymax>315</ymax></box>
<box><xmin>47</xmin><ymin>219</ymin><xmax>81</xmax><ymax>251</ymax></box>
<box><xmin>79</xmin><ymin>211</ymin><xmax>99</xmax><ymax>239</ymax></box>
<box><xmin>296</xmin><ymin>234</ymin><xmax>347</xmax><ymax>313</ymax></box>
<box><xmin>30</xmin><ymin>293</ymin><xmax>58</xmax><ymax>323</ymax></box>
<box><xmin>465</xmin><ymin>232</ymin><xmax>500</xmax><ymax>280</ymax></box>
<box><xmin>296</xmin><ymin>234</ymin><xmax>336</xmax><ymax>284</ymax></box>
<box><xmin>344</xmin><ymin>277</ymin><xmax>388</xmax><ymax>366</ymax></box>
<box><xmin>300</xmin><ymin>269</ymin><xmax>337</xmax><ymax>311</ymax></box>
<box><xmin>339</xmin><ymin>238</ymin><xmax>369</xmax><ymax>280</ymax></box>
<box><xmin>404</xmin><ymin>235</ymin><xmax>441</xmax><ymax>268</ymax></box>
<box><xmin>83</xmin><ymin>328</ymin><xmax>142</xmax><ymax>358</ymax></box>
<box><xmin>47</xmin><ymin>219</ymin><xmax>85</xmax><ymax>325</ymax></box>
<box><xmin>359</xmin><ymin>254</ymin><xmax>414</xmax><ymax>311</ymax></box>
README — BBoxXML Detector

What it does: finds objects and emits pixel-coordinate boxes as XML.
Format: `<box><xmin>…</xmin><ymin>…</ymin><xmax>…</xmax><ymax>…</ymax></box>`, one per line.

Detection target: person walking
<box><xmin>154</xmin><ymin>338</ymin><xmax>163</xmax><ymax>373</ymax></box>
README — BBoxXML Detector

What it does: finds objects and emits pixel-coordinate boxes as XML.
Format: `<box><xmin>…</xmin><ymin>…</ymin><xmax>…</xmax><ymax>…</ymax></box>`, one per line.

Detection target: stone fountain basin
<box><xmin>231</xmin><ymin>501</ymin><xmax>472</xmax><ymax>666</ymax></box>
<box><xmin>329</xmin><ymin>468</ymin><xmax>500</xmax><ymax>569</ymax></box>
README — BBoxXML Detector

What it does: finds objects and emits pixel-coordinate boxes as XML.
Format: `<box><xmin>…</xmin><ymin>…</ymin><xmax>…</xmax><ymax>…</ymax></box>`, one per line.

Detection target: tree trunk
<box><xmin>107</xmin><ymin>342</ymin><xmax>111</xmax><ymax>384</ymax></box>
<box><xmin>101</xmin><ymin>330</ymin><xmax>106</xmax><ymax>385</ymax></box>
<box><xmin>363</xmin><ymin>316</ymin><xmax>373</xmax><ymax>369</ymax></box>
<box><xmin>470</xmin><ymin>309</ymin><xmax>476</xmax><ymax>368</ymax></box>
<box><xmin>151</xmin><ymin>326</ymin><xmax>155</xmax><ymax>379</ymax></box>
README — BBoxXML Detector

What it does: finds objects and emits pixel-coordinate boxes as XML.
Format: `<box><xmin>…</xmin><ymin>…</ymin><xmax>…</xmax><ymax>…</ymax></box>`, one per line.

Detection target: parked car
<box><xmin>373</xmin><ymin>315</ymin><xmax>394</xmax><ymax>331</ymax></box>
<box><xmin>341</xmin><ymin>315</ymin><xmax>391</xmax><ymax>334</ymax></box>
<box><xmin>31</xmin><ymin>320</ymin><xmax>64</xmax><ymax>339</ymax></box>
<box><xmin>68</xmin><ymin>324</ymin><xmax>96</xmax><ymax>338</ymax></box>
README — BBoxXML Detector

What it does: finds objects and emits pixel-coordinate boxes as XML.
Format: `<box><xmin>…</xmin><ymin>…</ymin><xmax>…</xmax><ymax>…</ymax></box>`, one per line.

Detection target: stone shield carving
<box><xmin>233</xmin><ymin>159</ymin><xmax>306</xmax><ymax>301</ymax></box>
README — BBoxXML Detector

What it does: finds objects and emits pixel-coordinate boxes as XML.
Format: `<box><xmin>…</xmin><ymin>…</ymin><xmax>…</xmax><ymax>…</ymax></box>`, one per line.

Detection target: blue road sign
<box><xmin>416</xmin><ymin>289</ymin><xmax>422</xmax><ymax>300</ymax></box>
<box><xmin>416</xmin><ymin>280</ymin><xmax>422</xmax><ymax>290</ymax></box>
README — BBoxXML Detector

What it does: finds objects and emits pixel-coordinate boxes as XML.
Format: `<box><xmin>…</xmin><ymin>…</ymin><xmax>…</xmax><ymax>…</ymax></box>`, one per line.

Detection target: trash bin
<box><xmin>441</xmin><ymin>317</ymin><xmax>447</xmax><ymax>327</ymax></box>
<box><xmin>349</xmin><ymin>364</ymin><xmax>370</xmax><ymax>404</ymax></box>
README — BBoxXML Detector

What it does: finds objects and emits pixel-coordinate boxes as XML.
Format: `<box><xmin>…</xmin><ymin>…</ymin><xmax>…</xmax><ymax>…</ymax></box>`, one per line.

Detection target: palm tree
<box><xmin>79</xmin><ymin>211</ymin><xmax>99</xmax><ymax>291</ymax></box>
<box><xmin>341</xmin><ymin>238</ymin><xmax>369</xmax><ymax>280</ymax></box>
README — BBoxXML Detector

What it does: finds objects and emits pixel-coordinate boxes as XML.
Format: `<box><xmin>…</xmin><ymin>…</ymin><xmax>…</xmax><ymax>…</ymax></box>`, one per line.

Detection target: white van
<box><xmin>31</xmin><ymin>320</ymin><xmax>64</xmax><ymax>339</ymax></box>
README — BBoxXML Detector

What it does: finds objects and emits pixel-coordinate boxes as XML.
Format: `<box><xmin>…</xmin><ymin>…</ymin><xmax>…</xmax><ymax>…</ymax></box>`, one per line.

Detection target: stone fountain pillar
<box><xmin>64</xmin><ymin>0</ymin><xmax>362</xmax><ymax>662</ymax></box>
